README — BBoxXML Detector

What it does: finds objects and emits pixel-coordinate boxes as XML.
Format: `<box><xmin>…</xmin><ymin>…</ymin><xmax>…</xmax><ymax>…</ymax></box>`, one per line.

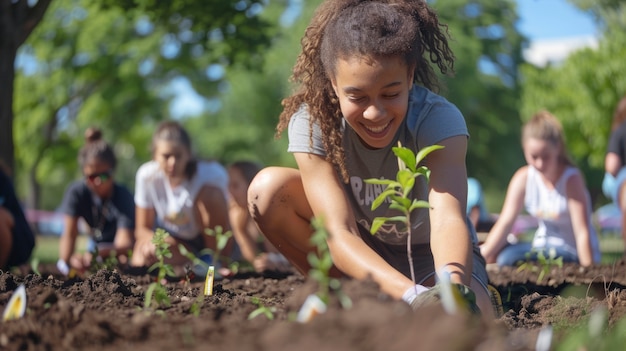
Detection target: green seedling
<box><xmin>248</xmin><ymin>296</ymin><xmax>276</xmax><ymax>320</ymax></box>
<box><xmin>179</xmin><ymin>226</ymin><xmax>237</xmax><ymax>276</ymax></box>
<box><xmin>30</xmin><ymin>257</ymin><xmax>41</xmax><ymax>276</ymax></box>
<box><xmin>144</xmin><ymin>228</ymin><xmax>176</xmax><ymax>310</ymax></box>
<box><xmin>365</xmin><ymin>142</ymin><xmax>443</xmax><ymax>284</ymax></box>
<box><xmin>307</xmin><ymin>217</ymin><xmax>352</xmax><ymax>310</ymax></box>
<box><xmin>88</xmin><ymin>245</ymin><xmax>119</xmax><ymax>273</ymax></box>
<box><xmin>516</xmin><ymin>247</ymin><xmax>563</xmax><ymax>283</ymax></box>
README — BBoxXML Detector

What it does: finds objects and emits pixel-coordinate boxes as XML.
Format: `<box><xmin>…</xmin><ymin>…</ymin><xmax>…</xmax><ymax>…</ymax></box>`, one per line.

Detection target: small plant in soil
<box><xmin>516</xmin><ymin>247</ymin><xmax>563</xmax><ymax>283</ymax></box>
<box><xmin>247</xmin><ymin>296</ymin><xmax>276</xmax><ymax>320</ymax></box>
<box><xmin>307</xmin><ymin>216</ymin><xmax>352</xmax><ymax>309</ymax></box>
<box><xmin>364</xmin><ymin>142</ymin><xmax>443</xmax><ymax>285</ymax></box>
<box><xmin>88</xmin><ymin>246</ymin><xmax>119</xmax><ymax>273</ymax></box>
<box><xmin>144</xmin><ymin>228</ymin><xmax>176</xmax><ymax>310</ymax></box>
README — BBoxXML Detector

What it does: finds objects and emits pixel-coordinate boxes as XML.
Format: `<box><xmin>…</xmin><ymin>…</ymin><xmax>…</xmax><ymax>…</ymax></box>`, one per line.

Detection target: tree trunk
<box><xmin>0</xmin><ymin>1</ymin><xmax>18</xmax><ymax>175</ymax></box>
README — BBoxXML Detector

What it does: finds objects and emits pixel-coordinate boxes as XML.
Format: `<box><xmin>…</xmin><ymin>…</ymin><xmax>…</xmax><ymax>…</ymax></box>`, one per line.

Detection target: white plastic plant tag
<box><xmin>296</xmin><ymin>294</ymin><xmax>327</xmax><ymax>323</ymax></box>
<box><xmin>437</xmin><ymin>268</ymin><xmax>458</xmax><ymax>314</ymax></box>
<box><xmin>204</xmin><ymin>265</ymin><xmax>215</xmax><ymax>296</ymax></box>
<box><xmin>3</xmin><ymin>284</ymin><xmax>27</xmax><ymax>321</ymax></box>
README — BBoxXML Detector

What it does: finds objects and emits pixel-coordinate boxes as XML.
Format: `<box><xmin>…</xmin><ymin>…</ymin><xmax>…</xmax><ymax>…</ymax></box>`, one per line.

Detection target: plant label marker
<box><xmin>2</xmin><ymin>284</ymin><xmax>27</xmax><ymax>321</ymax></box>
<box><xmin>296</xmin><ymin>294</ymin><xmax>327</xmax><ymax>323</ymax></box>
<box><xmin>204</xmin><ymin>265</ymin><xmax>215</xmax><ymax>296</ymax></box>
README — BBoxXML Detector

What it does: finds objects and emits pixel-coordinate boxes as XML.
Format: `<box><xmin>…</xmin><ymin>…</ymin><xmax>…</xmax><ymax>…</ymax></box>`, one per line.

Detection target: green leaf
<box><xmin>370</xmin><ymin>217</ymin><xmax>387</xmax><ymax>234</ymax></box>
<box><xmin>397</xmin><ymin>169</ymin><xmax>415</xmax><ymax>190</ymax></box>
<box><xmin>364</xmin><ymin>177</ymin><xmax>394</xmax><ymax>185</ymax></box>
<box><xmin>389</xmin><ymin>195</ymin><xmax>411</xmax><ymax>209</ymax></box>
<box><xmin>384</xmin><ymin>215</ymin><xmax>408</xmax><ymax>223</ymax></box>
<box><xmin>409</xmin><ymin>200</ymin><xmax>431</xmax><ymax>211</ymax></box>
<box><xmin>415</xmin><ymin>145</ymin><xmax>445</xmax><ymax>165</ymax></box>
<box><xmin>393</xmin><ymin>147</ymin><xmax>417</xmax><ymax>171</ymax></box>
<box><xmin>371</xmin><ymin>188</ymin><xmax>396</xmax><ymax>210</ymax></box>
<box><xmin>307</xmin><ymin>254</ymin><xmax>320</xmax><ymax>268</ymax></box>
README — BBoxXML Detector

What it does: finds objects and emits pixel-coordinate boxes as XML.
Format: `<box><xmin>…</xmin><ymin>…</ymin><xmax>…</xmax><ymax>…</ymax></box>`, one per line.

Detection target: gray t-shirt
<box><xmin>288</xmin><ymin>85</ymin><xmax>468</xmax><ymax>245</ymax></box>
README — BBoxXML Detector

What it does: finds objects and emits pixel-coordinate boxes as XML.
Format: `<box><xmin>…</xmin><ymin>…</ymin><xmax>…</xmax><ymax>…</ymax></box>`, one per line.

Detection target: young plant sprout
<box><xmin>144</xmin><ymin>228</ymin><xmax>176</xmax><ymax>310</ymax></box>
<box><xmin>248</xmin><ymin>297</ymin><xmax>276</xmax><ymax>320</ymax></box>
<box><xmin>516</xmin><ymin>247</ymin><xmax>563</xmax><ymax>283</ymax></box>
<box><xmin>297</xmin><ymin>217</ymin><xmax>351</xmax><ymax>322</ymax></box>
<box><xmin>365</xmin><ymin>142</ymin><xmax>443</xmax><ymax>285</ymax></box>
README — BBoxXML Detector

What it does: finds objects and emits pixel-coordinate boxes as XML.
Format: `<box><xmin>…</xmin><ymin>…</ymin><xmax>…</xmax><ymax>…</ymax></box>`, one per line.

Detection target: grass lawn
<box><xmin>32</xmin><ymin>235</ymin><xmax>89</xmax><ymax>264</ymax></box>
<box><xmin>30</xmin><ymin>233</ymin><xmax>624</xmax><ymax>265</ymax></box>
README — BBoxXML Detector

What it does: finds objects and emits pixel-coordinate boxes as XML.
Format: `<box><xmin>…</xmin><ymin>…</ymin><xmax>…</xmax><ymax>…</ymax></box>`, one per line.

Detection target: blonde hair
<box><xmin>522</xmin><ymin>110</ymin><xmax>573</xmax><ymax>166</ymax></box>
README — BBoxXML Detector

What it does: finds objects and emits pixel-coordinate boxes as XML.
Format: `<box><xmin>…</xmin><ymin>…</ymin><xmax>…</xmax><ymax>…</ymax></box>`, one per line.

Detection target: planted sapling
<box><xmin>516</xmin><ymin>247</ymin><xmax>563</xmax><ymax>283</ymax></box>
<box><xmin>297</xmin><ymin>217</ymin><xmax>351</xmax><ymax>322</ymax></box>
<box><xmin>248</xmin><ymin>296</ymin><xmax>276</xmax><ymax>320</ymax></box>
<box><xmin>363</xmin><ymin>143</ymin><xmax>482</xmax><ymax>314</ymax></box>
<box><xmin>364</xmin><ymin>142</ymin><xmax>443</xmax><ymax>285</ymax></box>
<box><xmin>144</xmin><ymin>228</ymin><xmax>176</xmax><ymax>310</ymax></box>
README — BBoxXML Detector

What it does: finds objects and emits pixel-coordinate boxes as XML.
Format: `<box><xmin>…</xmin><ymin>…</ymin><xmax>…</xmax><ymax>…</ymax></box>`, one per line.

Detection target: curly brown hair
<box><xmin>276</xmin><ymin>0</ymin><xmax>454</xmax><ymax>182</ymax></box>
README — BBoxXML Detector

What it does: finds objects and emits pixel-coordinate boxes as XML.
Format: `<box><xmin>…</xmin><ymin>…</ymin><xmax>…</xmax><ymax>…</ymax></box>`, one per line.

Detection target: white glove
<box><xmin>56</xmin><ymin>259</ymin><xmax>70</xmax><ymax>276</ymax></box>
<box><xmin>401</xmin><ymin>284</ymin><xmax>429</xmax><ymax>305</ymax></box>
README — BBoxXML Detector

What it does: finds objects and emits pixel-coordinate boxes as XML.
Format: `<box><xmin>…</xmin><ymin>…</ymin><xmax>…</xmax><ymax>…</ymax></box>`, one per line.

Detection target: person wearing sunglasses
<box><xmin>57</xmin><ymin>127</ymin><xmax>135</xmax><ymax>276</ymax></box>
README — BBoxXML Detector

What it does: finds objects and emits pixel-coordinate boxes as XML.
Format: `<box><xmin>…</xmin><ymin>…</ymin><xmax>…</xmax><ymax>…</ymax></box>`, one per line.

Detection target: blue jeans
<box><xmin>496</xmin><ymin>243</ymin><xmax>579</xmax><ymax>266</ymax></box>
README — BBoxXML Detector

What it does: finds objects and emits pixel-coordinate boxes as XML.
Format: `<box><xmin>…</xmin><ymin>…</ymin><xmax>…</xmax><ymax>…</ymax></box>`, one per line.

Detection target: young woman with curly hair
<box><xmin>249</xmin><ymin>0</ymin><xmax>494</xmax><ymax>317</ymax></box>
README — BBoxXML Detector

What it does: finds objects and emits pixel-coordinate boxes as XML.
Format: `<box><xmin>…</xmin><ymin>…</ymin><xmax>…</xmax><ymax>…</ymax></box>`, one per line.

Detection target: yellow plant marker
<box><xmin>204</xmin><ymin>265</ymin><xmax>215</xmax><ymax>296</ymax></box>
<box><xmin>3</xmin><ymin>284</ymin><xmax>27</xmax><ymax>321</ymax></box>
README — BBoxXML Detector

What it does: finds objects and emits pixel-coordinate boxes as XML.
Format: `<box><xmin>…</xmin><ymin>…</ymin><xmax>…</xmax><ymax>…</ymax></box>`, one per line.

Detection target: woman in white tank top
<box><xmin>480</xmin><ymin>111</ymin><xmax>601</xmax><ymax>267</ymax></box>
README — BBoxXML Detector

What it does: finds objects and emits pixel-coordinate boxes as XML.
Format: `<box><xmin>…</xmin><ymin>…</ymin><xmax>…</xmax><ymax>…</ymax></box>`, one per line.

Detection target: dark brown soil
<box><xmin>2</xmin><ymin>259</ymin><xmax>626</xmax><ymax>351</ymax></box>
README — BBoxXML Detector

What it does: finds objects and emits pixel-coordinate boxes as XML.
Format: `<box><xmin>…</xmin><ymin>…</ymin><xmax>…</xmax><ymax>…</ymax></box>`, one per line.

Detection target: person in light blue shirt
<box><xmin>467</xmin><ymin>177</ymin><xmax>494</xmax><ymax>232</ymax></box>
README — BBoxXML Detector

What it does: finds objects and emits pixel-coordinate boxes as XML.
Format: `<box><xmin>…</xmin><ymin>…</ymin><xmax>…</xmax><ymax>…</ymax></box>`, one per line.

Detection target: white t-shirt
<box><xmin>135</xmin><ymin>160</ymin><xmax>228</xmax><ymax>240</ymax></box>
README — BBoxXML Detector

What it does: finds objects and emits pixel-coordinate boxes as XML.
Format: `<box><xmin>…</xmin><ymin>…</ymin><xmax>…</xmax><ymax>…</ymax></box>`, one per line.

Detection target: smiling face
<box><xmin>331</xmin><ymin>55</ymin><xmax>413</xmax><ymax>149</ymax></box>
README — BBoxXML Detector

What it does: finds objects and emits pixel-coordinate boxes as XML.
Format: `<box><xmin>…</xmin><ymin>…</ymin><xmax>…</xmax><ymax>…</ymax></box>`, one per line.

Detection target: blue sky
<box><xmin>516</xmin><ymin>0</ymin><xmax>596</xmax><ymax>40</ymax></box>
<box><xmin>516</xmin><ymin>0</ymin><xmax>598</xmax><ymax>66</ymax></box>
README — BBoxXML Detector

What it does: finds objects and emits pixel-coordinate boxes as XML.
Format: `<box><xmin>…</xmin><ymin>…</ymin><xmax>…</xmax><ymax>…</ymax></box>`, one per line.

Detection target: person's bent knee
<box><xmin>249</xmin><ymin>167</ymin><xmax>289</xmax><ymax>197</ymax></box>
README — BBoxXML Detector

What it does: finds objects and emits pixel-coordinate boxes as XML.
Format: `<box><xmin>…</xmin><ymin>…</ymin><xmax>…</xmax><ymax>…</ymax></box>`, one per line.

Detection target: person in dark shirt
<box><xmin>0</xmin><ymin>164</ymin><xmax>35</xmax><ymax>270</ymax></box>
<box><xmin>57</xmin><ymin>127</ymin><xmax>135</xmax><ymax>275</ymax></box>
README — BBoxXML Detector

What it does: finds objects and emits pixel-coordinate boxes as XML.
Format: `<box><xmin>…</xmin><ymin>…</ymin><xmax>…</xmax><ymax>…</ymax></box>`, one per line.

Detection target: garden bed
<box><xmin>1</xmin><ymin>259</ymin><xmax>626</xmax><ymax>351</ymax></box>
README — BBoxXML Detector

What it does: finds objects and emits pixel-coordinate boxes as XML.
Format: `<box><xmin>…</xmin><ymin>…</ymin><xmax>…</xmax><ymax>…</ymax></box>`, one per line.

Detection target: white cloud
<box><xmin>523</xmin><ymin>35</ymin><xmax>599</xmax><ymax>67</ymax></box>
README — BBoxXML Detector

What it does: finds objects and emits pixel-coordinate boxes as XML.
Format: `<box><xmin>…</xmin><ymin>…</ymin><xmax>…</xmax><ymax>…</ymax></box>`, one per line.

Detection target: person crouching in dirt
<box><xmin>131</xmin><ymin>121</ymin><xmax>238</xmax><ymax>276</ymax></box>
<box><xmin>57</xmin><ymin>128</ymin><xmax>135</xmax><ymax>276</ymax></box>
<box><xmin>247</xmin><ymin>0</ymin><xmax>496</xmax><ymax>318</ymax></box>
